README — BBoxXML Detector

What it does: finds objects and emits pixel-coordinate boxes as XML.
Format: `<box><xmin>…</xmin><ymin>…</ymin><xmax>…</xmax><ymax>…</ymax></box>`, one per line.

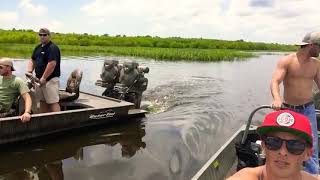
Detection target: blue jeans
<box><xmin>291</xmin><ymin>104</ymin><xmax>319</xmax><ymax>175</ymax></box>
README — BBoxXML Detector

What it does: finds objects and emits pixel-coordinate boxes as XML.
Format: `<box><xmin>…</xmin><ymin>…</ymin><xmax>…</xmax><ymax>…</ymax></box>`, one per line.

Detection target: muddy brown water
<box><xmin>3</xmin><ymin>54</ymin><xmax>281</xmax><ymax>180</ymax></box>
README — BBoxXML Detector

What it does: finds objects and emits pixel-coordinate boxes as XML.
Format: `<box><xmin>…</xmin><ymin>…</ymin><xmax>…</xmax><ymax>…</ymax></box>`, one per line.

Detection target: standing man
<box><xmin>270</xmin><ymin>31</ymin><xmax>320</xmax><ymax>175</ymax></box>
<box><xmin>27</xmin><ymin>28</ymin><xmax>61</xmax><ymax>113</ymax></box>
<box><xmin>0</xmin><ymin>58</ymin><xmax>32</xmax><ymax>122</ymax></box>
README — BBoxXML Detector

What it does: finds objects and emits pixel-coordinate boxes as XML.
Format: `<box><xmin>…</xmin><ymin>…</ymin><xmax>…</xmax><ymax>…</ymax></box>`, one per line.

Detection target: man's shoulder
<box><xmin>277</xmin><ymin>53</ymin><xmax>296</xmax><ymax>66</ymax></box>
<box><xmin>301</xmin><ymin>171</ymin><xmax>319</xmax><ymax>180</ymax></box>
<box><xmin>48</xmin><ymin>41</ymin><xmax>60</xmax><ymax>49</ymax></box>
<box><xmin>11</xmin><ymin>76</ymin><xmax>27</xmax><ymax>86</ymax></box>
<box><xmin>281</xmin><ymin>53</ymin><xmax>296</xmax><ymax>61</ymax></box>
<box><xmin>226</xmin><ymin>167</ymin><xmax>260</xmax><ymax>180</ymax></box>
<box><xmin>34</xmin><ymin>43</ymin><xmax>42</xmax><ymax>49</ymax></box>
<box><xmin>12</xmin><ymin>76</ymin><xmax>23</xmax><ymax>82</ymax></box>
<box><xmin>311</xmin><ymin>57</ymin><xmax>320</xmax><ymax>63</ymax></box>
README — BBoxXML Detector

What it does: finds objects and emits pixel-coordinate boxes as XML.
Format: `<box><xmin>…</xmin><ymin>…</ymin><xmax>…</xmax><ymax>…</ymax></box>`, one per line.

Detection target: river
<box><xmin>1</xmin><ymin>54</ymin><xmax>283</xmax><ymax>180</ymax></box>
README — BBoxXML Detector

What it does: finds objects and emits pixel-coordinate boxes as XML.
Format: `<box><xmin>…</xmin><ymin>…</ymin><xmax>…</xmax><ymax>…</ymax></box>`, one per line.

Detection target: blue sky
<box><xmin>0</xmin><ymin>0</ymin><xmax>319</xmax><ymax>44</ymax></box>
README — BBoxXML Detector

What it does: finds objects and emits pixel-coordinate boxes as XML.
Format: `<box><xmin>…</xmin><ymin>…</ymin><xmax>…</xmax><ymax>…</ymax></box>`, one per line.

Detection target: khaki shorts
<box><xmin>36</xmin><ymin>77</ymin><xmax>60</xmax><ymax>104</ymax></box>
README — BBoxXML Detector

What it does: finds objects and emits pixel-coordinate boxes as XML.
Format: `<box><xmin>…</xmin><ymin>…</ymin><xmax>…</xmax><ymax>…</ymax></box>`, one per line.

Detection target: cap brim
<box><xmin>295</xmin><ymin>42</ymin><xmax>310</xmax><ymax>46</ymax></box>
<box><xmin>257</xmin><ymin>126</ymin><xmax>313</xmax><ymax>146</ymax></box>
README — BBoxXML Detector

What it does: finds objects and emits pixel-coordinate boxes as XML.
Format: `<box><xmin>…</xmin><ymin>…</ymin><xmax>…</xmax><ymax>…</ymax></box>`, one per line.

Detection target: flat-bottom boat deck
<box><xmin>60</xmin><ymin>92</ymin><xmax>132</xmax><ymax>109</ymax></box>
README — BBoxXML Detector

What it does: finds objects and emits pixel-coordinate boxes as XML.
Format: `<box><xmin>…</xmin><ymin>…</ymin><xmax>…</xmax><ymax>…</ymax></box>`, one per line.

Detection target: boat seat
<box><xmin>59</xmin><ymin>69</ymin><xmax>83</xmax><ymax>102</ymax></box>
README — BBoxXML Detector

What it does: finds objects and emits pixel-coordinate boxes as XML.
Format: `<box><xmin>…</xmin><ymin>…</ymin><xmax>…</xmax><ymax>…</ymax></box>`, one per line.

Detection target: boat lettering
<box><xmin>89</xmin><ymin>110</ymin><xmax>116</xmax><ymax>120</ymax></box>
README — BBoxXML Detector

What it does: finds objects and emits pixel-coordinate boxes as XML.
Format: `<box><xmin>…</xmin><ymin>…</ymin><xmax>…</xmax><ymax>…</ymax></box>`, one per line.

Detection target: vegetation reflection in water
<box><xmin>0</xmin><ymin>119</ymin><xmax>146</xmax><ymax>180</ymax></box>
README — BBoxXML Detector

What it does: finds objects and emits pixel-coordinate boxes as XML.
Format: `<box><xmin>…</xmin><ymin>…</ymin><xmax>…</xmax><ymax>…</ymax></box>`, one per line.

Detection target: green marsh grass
<box><xmin>0</xmin><ymin>43</ymin><xmax>256</xmax><ymax>61</ymax></box>
<box><xmin>0</xmin><ymin>29</ymin><xmax>297</xmax><ymax>61</ymax></box>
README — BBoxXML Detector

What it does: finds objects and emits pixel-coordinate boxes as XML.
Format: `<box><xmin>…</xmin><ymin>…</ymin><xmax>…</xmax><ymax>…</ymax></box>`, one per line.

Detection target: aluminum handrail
<box><xmin>241</xmin><ymin>105</ymin><xmax>273</xmax><ymax>144</ymax></box>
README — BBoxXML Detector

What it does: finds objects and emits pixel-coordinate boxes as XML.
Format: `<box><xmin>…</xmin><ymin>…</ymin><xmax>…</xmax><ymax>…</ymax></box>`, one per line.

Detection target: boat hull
<box><xmin>192</xmin><ymin>125</ymin><xmax>247</xmax><ymax>180</ymax></box>
<box><xmin>0</xmin><ymin>91</ymin><xmax>146</xmax><ymax>145</ymax></box>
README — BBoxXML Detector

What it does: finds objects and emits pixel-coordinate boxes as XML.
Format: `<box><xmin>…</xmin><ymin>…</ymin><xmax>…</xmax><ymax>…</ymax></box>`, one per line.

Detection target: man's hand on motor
<box><xmin>271</xmin><ymin>100</ymin><xmax>282</xmax><ymax>110</ymax></box>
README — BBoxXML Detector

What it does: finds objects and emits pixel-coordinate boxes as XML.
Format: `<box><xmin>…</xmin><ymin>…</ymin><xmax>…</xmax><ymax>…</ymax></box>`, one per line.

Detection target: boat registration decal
<box><xmin>89</xmin><ymin>110</ymin><xmax>116</xmax><ymax>120</ymax></box>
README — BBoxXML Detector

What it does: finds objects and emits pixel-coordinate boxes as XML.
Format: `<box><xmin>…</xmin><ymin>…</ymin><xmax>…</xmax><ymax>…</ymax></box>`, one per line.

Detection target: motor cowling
<box><xmin>100</xmin><ymin>59</ymin><xmax>120</xmax><ymax>84</ymax></box>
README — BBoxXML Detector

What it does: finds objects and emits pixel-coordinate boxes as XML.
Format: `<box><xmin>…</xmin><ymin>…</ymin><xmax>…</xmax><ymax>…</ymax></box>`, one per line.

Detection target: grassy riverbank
<box><xmin>0</xmin><ymin>44</ymin><xmax>256</xmax><ymax>61</ymax></box>
<box><xmin>0</xmin><ymin>29</ymin><xmax>297</xmax><ymax>61</ymax></box>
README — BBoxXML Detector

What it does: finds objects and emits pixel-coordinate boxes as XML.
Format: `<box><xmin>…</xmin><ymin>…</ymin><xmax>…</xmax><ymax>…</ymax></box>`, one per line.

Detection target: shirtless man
<box><xmin>270</xmin><ymin>31</ymin><xmax>320</xmax><ymax>174</ymax></box>
<box><xmin>227</xmin><ymin>110</ymin><xmax>317</xmax><ymax>180</ymax></box>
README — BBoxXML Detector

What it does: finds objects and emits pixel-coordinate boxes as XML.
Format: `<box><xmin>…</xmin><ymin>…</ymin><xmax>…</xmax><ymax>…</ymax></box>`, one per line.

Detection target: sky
<box><xmin>0</xmin><ymin>0</ymin><xmax>319</xmax><ymax>44</ymax></box>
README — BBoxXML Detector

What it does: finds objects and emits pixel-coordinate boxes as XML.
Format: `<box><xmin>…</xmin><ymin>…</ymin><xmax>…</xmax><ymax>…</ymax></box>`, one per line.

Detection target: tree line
<box><xmin>0</xmin><ymin>29</ymin><xmax>296</xmax><ymax>51</ymax></box>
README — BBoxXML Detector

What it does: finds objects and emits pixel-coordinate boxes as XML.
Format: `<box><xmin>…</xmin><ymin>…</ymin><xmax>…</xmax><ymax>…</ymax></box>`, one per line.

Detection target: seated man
<box><xmin>0</xmin><ymin>58</ymin><xmax>32</xmax><ymax>122</ymax></box>
<box><xmin>227</xmin><ymin>110</ymin><xmax>317</xmax><ymax>180</ymax></box>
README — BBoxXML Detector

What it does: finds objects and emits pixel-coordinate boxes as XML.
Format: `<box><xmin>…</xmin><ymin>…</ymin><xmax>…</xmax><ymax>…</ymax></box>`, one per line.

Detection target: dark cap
<box><xmin>39</xmin><ymin>28</ymin><xmax>50</xmax><ymax>35</ymax></box>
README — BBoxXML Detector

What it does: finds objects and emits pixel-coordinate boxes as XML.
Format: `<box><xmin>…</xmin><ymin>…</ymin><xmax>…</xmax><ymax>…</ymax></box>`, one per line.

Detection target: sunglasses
<box><xmin>262</xmin><ymin>136</ymin><xmax>307</xmax><ymax>155</ymax></box>
<box><xmin>39</xmin><ymin>34</ymin><xmax>48</xmax><ymax>37</ymax></box>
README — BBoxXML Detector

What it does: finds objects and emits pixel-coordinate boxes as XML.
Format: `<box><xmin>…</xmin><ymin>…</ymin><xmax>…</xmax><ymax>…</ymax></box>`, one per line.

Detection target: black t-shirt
<box><xmin>31</xmin><ymin>41</ymin><xmax>61</xmax><ymax>81</ymax></box>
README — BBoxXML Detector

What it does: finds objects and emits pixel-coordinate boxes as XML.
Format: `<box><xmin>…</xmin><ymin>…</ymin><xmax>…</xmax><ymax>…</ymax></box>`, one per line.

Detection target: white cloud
<box><xmin>80</xmin><ymin>0</ymin><xmax>225</xmax><ymax>38</ymax></box>
<box><xmin>19</xmin><ymin>0</ymin><xmax>48</xmax><ymax>17</ymax></box>
<box><xmin>0</xmin><ymin>1</ymin><xmax>64</xmax><ymax>33</ymax></box>
<box><xmin>0</xmin><ymin>0</ymin><xmax>319</xmax><ymax>44</ymax></box>
<box><xmin>225</xmin><ymin>0</ymin><xmax>320</xmax><ymax>43</ymax></box>
<box><xmin>0</xmin><ymin>11</ymin><xmax>19</xmax><ymax>24</ymax></box>
<box><xmin>13</xmin><ymin>20</ymin><xmax>65</xmax><ymax>34</ymax></box>
<box><xmin>80</xmin><ymin>0</ymin><xmax>320</xmax><ymax>44</ymax></box>
<box><xmin>43</xmin><ymin>20</ymin><xmax>64</xmax><ymax>32</ymax></box>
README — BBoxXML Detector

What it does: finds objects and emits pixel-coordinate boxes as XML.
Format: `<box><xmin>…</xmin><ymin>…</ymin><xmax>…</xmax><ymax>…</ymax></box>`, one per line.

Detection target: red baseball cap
<box><xmin>257</xmin><ymin>110</ymin><xmax>313</xmax><ymax>146</ymax></box>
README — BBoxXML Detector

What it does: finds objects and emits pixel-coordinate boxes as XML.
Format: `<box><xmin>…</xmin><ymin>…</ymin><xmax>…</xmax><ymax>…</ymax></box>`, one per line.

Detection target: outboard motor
<box><xmin>101</xmin><ymin>59</ymin><xmax>120</xmax><ymax>83</ymax></box>
<box><xmin>98</xmin><ymin>59</ymin><xmax>120</xmax><ymax>97</ymax></box>
<box><xmin>119</xmin><ymin>61</ymin><xmax>139</xmax><ymax>87</ymax></box>
<box><xmin>235</xmin><ymin>106</ymin><xmax>270</xmax><ymax>171</ymax></box>
<box><xmin>235</xmin><ymin>135</ymin><xmax>265</xmax><ymax>170</ymax></box>
<box><xmin>96</xmin><ymin>60</ymin><xmax>149</xmax><ymax>109</ymax></box>
<box><xmin>116</xmin><ymin>61</ymin><xmax>148</xmax><ymax>108</ymax></box>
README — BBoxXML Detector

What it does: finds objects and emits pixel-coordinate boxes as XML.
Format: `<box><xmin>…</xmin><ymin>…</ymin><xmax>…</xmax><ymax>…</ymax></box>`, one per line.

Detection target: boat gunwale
<box><xmin>192</xmin><ymin>125</ymin><xmax>258</xmax><ymax>180</ymax></box>
<box><xmin>0</xmin><ymin>91</ymin><xmax>135</xmax><ymax>122</ymax></box>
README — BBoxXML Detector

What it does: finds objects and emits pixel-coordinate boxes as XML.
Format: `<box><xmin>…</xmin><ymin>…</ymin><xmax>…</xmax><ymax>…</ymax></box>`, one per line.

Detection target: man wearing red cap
<box><xmin>228</xmin><ymin>110</ymin><xmax>317</xmax><ymax>180</ymax></box>
<box><xmin>270</xmin><ymin>31</ymin><xmax>320</xmax><ymax>174</ymax></box>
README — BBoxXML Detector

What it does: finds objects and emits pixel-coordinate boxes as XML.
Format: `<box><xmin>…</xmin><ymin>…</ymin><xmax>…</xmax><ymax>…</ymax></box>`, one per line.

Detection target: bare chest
<box><xmin>287</xmin><ymin>60</ymin><xmax>317</xmax><ymax>79</ymax></box>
